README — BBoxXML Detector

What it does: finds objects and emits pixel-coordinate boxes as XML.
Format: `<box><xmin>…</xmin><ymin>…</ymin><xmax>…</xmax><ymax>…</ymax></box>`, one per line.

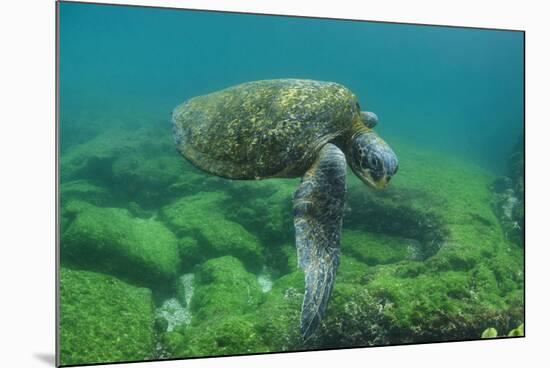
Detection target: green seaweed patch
<box><xmin>62</xmin><ymin>201</ymin><xmax>180</xmax><ymax>291</ymax></box>
<box><xmin>60</xmin><ymin>268</ymin><xmax>155</xmax><ymax>365</ymax></box>
<box><xmin>160</xmin><ymin>193</ymin><xmax>265</xmax><ymax>272</ymax></box>
<box><xmin>171</xmin><ymin>315</ymin><xmax>269</xmax><ymax>358</ymax></box>
<box><xmin>61</xmin><ymin>128</ymin><xmax>156</xmax><ymax>183</ymax></box>
<box><xmin>224</xmin><ymin>179</ymin><xmax>297</xmax><ymax>245</ymax></box>
<box><xmin>364</xmin><ymin>262</ymin><xmax>520</xmax><ymax>342</ymax></box>
<box><xmin>111</xmin><ymin>152</ymin><xmax>186</xmax><ymax>209</ymax></box>
<box><xmin>60</xmin><ymin>179</ymin><xmax>113</xmax><ymax>207</ymax></box>
<box><xmin>342</xmin><ymin>230</ymin><xmax>412</xmax><ymax>266</ymax></box>
<box><xmin>159</xmin><ymin>331</ymin><xmax>185</xmax><ymax>357</ymax></box>
<box><xmin>190</xmin><ymin>256</ymin><xmax>264</xmax><ymax>322</ymax></box>
<box><xmin>313</xmin><ymin>283</ymin><xmax>392</xmax><ymax>348</ymax></box>
<box><xmin>251</xmin><ymin>271</ymin><xmax>304</xmax><ymax>351</ymax></box>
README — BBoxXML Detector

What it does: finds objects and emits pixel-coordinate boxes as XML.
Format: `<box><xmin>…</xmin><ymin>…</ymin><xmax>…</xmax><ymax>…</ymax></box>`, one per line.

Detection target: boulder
<box><xmin>62</xmin><ymin>201</ymin><xmax>180</xmax><ymax>290</ymax></box>
<box><xmin>160</xmin><ymin>193</ymin><xmax>264</xmax><ymax>272</ymax></box>
<box><xmin>59</xmin><ymin>268</ymin><xmax>155</xmax><ymax>365</ymax></box>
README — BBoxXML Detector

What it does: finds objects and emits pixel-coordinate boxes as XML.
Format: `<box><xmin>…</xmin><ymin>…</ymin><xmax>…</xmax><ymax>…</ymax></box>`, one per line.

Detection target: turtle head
<box><xmin>348</xmin><ymin>131</ymin><xmax>398</xmax><ymax>189</ymax></box>
<box><xmin>360</xmin><ymin>111</ymin><xmax>379</xmax><ymax>129</ymax></box>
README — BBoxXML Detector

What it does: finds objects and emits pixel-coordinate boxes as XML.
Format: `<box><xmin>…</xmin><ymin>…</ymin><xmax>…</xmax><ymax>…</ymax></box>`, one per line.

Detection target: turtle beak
<box><xmin>375</xmin><ymin>176</ymin><xmax>391</xmax><ymax>189</ymax></box>
<box><xmin>358</xmin><ymin>174</ymin><xmax>389</xmax><ymax>189</ymax></box>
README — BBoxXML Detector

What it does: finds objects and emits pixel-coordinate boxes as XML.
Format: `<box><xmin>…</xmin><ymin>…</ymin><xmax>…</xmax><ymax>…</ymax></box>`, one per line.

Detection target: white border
<box><xmin>1</xmin><ymin>1</ymin><xmax>549</xmax><ymax>367</ymax></box>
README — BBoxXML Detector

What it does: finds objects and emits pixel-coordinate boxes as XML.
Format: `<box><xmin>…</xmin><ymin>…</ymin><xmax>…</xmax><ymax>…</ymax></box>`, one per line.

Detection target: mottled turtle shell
<box><xmin>172</xmin><ymin>79</ymin><xmax>362</xmax><ymax>179</ymax></box>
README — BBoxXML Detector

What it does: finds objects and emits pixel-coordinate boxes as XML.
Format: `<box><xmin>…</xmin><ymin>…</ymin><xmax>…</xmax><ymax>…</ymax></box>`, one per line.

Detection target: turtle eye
<box><xmin>369</xmin><ymin>156</ymin><xmax>381</xmax><ymax>170</ymax></box>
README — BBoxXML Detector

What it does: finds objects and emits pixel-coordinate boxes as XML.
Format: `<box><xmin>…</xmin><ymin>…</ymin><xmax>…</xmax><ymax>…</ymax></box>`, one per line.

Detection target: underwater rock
<box><xmin>60</xmin><ymin>179</ymin><xmax>113</xmax><ymax>207</ymax></box>
<box><xmin>111</xmin><ymin>152</ymin><xmax>186</xmax><ymax>208</ymax></box>
<box><xmin>508</xmin><ymin>137</ymin><xmax>524</xmax><ymax>194</ymax></box>
<box><xmin>166</xmin><ymin>170</ymin><xmax>227</xmax><ymax>197</ymax></box>
<box><xmin>159</xmin><ymin>257</ymin><xmax>268</xmax><ymax>358</ymax></box>
<box><xmin>224</xmin><ymin>179</ymin><xmax>297</xmax><ymax>245</ymax></box>
<box><xmin>61</xmin><ymin>126</ymin><xmax>190</xmax><ymax>209</ymax></box>
<box><xmin>251</xmin><ymin>271</ymin><xmax>304</xmax><ymax>351</ymax></box>
<box><xmin>169</xmin><ymin>315</ymin><xmax>269</xmax><ymax>358</ymax></box>
<box><xmin>345</xmin><ymin>183</ymin><xmax>448</xmax><ymax>260</ymax></box>
<box><xmin>176</xmin><ymin>273</ymin><xmax>195</xmax><ymax>308</ymax></box>
<box><xmin>61</xmin><ymin>128</ymin><xmax>151</xmax><ymax>182</ymax></box>
<box><xmin>257</xmin><ymin>270</ymin><xmax>274</xmax><ymax>293</ymax></box>
<box><xmin>299</xmin><ymin>255</ymin><xmax>390</xmax><ymax>347</ymax></box>
<box><xmin>314</xmin><ymin>283</ymin><xmax>391</xmax><ymax>348</ymax></box>
<box><xmin>59</xmin><ymin>180</ymin><xmax>113</xmax><ymax>238</ymax></box>
<box><xmin>160</xmin><ymin>193</ymin><xmax>265</xmax><ymax>272</ymax></box>
<box><xmin>62</xmin><ymin>201</ymin><xmax>180</xmax><ymax>290</ymax></box>
<box><xmin>490</xmin><ymin>137</ymin><xmax>524</xmax><ymax>247</ymax></box>
<box><xmin>190</xmin><ymin>256</ymin><xmax>263</xmax><ymax>322</ymax></box>
<box><xmin>59</xmin><ymin>268</ymin><xmax>155</xmax><ymax>366</ymax></box>
<box><xmin>158</xmin><ymin>331</ymin><xmax>185</xmax><ymax>358</ymax></box>
<box><xmin>342</xmin><ymin>230</ymin><xmax>412</xmax><ymax>265</ymax></box>
<box><xmin>490</xmin><ymin>176</ymin><xmax>513</xmax><ymax>194</ymax></box>
<box><xmin>155</xmin><ymin>298</ymin><xmax>191</xmax><ymax>333</ymax></box>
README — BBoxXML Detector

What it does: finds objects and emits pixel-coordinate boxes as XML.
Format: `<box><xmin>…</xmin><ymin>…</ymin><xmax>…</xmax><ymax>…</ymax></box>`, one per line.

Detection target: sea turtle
<box><xmin>172</xmin><ymin>79</ymin><xmax>398</xmax><ymax>338</ymax></box>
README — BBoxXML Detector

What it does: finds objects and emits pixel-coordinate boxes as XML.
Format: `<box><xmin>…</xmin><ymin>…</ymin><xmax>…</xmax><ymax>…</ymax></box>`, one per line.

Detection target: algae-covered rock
<box><xmin>62</xmin><ymin>201</ymin><xmax>179</xmax><ymax>289</ymax></box>
<box><xmin>60</xmin><ymin>179</ymin><xmax>113</xmax><ymax>207</ymax></box>
<box><xmin>342</xmin><ymin>230</ymin><xmax>413</xmax><ymax>265</ymax></box>
<box><xmin>160</xmin><ymin>257</ymin><xmax>268</xmax><ymax>358</ymax></box>
<box><xmin>61</xmin><ymin>126</ymin><xmax>187</xmax><ymax>209</ymax></box>
<box><xmin>173</xmin><ymin>315</ymin><xmax>269</xmax><ymax>358</ymax></box>
<box><xmin>224</xmin><ymin>179</ymin><xmax>297</xmax><ymax>245</ymax></box>
<box><xmin>60</xmin><ymin>268</ymin><xmax>155</xmax><ymax>365</ymax></box>
<box><xmin>316</xmin><ymin>283</ymin><xmax>391</xmax><ymax>347</ymax></box>
<box><xmin>160</xmin><ymin>193</ymin><xmax>264</xmax><ymax>271</ymax></box>
<box><xmin>490</xmin><ymin>137</ymin><xmax>524</xmax><ymax>247</ymax></box>
<box><xmin>293</xmin><ymin>142</ymin><xmax>524</xmax><ymax>348</ymax></box>
<box><xmin>159</xmin><ymin>331</ymin><xmax>186</xmax><ymax>357</ymax></box>
<box><xmin>61</xmin><ymin>128</ymin><xmax>150</xmax><ymax>183</ymax></box>
<box><xmin>155</xmin><ymin>298</ymin><xmax>191</xmax><ymax>334</ymax></box>
<box><xmin>190</xmin><ymin>256</ymin><xmax>263</xmax><ymax>321</ymax></box>
<box><xmin>111</xmin><ymin>152</ymin><xmax>186</xmax><ymax>208</ymax></box>
<box><xmin>252</xmin><ymin>271</ymin><xmax>304</xmax><ymax>351</ymax></box>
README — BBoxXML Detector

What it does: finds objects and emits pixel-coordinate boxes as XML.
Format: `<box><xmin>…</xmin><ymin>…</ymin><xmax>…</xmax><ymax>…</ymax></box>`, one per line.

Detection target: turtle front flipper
<box><xmin>293</xmin><ymin>143</ymin><xmax>347</xmax><ymax>339</ymax></box>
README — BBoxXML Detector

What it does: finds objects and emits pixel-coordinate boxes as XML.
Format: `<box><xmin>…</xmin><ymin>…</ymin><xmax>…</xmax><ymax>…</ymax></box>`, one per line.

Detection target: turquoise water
<box><xmin>58</xmin><ymin>2</ymin><xmax>524</xmax><ymax>366</ymax></box>
<box><xmin>59</xmin><ymin>2</ymin><xmax>523</xmax><ymax>171</ymax></box>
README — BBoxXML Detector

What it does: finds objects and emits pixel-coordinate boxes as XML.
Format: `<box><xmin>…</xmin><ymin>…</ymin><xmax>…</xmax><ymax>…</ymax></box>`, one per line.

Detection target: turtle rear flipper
<box><xmin>293</xmin><ymin>143</ymin><xmax>347</xmax><ymax>339</ymax></box>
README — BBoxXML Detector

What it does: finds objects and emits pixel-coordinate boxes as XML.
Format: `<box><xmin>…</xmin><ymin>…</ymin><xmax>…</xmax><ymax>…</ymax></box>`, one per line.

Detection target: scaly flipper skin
<box><xmin>293</xmin><ymin>143</ymin><xmax>347</xmax><ymax>339</ymax></box>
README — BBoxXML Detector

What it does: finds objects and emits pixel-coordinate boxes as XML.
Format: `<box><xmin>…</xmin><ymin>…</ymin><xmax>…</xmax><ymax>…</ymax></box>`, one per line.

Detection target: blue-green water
<box><xmin>58</xmin><ymin>2</ymin><xmax>524</xmax><ymax>366</ymax></box>
<box><xmin>59</xmin><ymin>2</ymin><xmax>523</xmax><ymax>171</ymax></box>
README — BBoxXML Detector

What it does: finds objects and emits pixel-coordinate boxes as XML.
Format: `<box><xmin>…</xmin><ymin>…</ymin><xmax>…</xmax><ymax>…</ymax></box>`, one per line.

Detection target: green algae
<box><xmin>159</xmin><ymin>257</ymin><xmax>268</xmax><ymax>358</ymax></box>
<box><xmin>316</xmin><ymin>141</ymin><xmax>525</xmax><ymax>345</ymax></box>
<box><xmin>160</xmin><ymin>193</ymin><xmax>265</xmax><ymax>272</ymax></box>
<box><xmin>172</xmin><ymin>315</ymin><xmax>269</xmax><ymax>357</ymax></box>
<box><xmin>59</xmin><ymin>127</ymin><xmax>524</xmax><ymax>362</ymax></box>
<box><xmin>60</xmin><ymin>268</ymin><xmax>155</xmax><ymax>366</ymax></box>
<box><xmin>251</xmin><ymin>271</ymin><xmax>304</xmax><ymax>350</ymax></box>
<box><xmin>62</xmin><ymin>201</ymin><xmax>180</xmax><ymax>290</ymax></box>
<box><xmin>60</xmin><ymin>179</ymin><xmax>113</xmax><ymax>206</ymax></box>
<box><xmin>191</xmin><ymin>256</ymin><xmax>263</xmax><ymax>321</ymax></box>
<box><xmin>342</xmin><ymin>230</ymin><xmax>412</xmax><ymax>265</ymax></box>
